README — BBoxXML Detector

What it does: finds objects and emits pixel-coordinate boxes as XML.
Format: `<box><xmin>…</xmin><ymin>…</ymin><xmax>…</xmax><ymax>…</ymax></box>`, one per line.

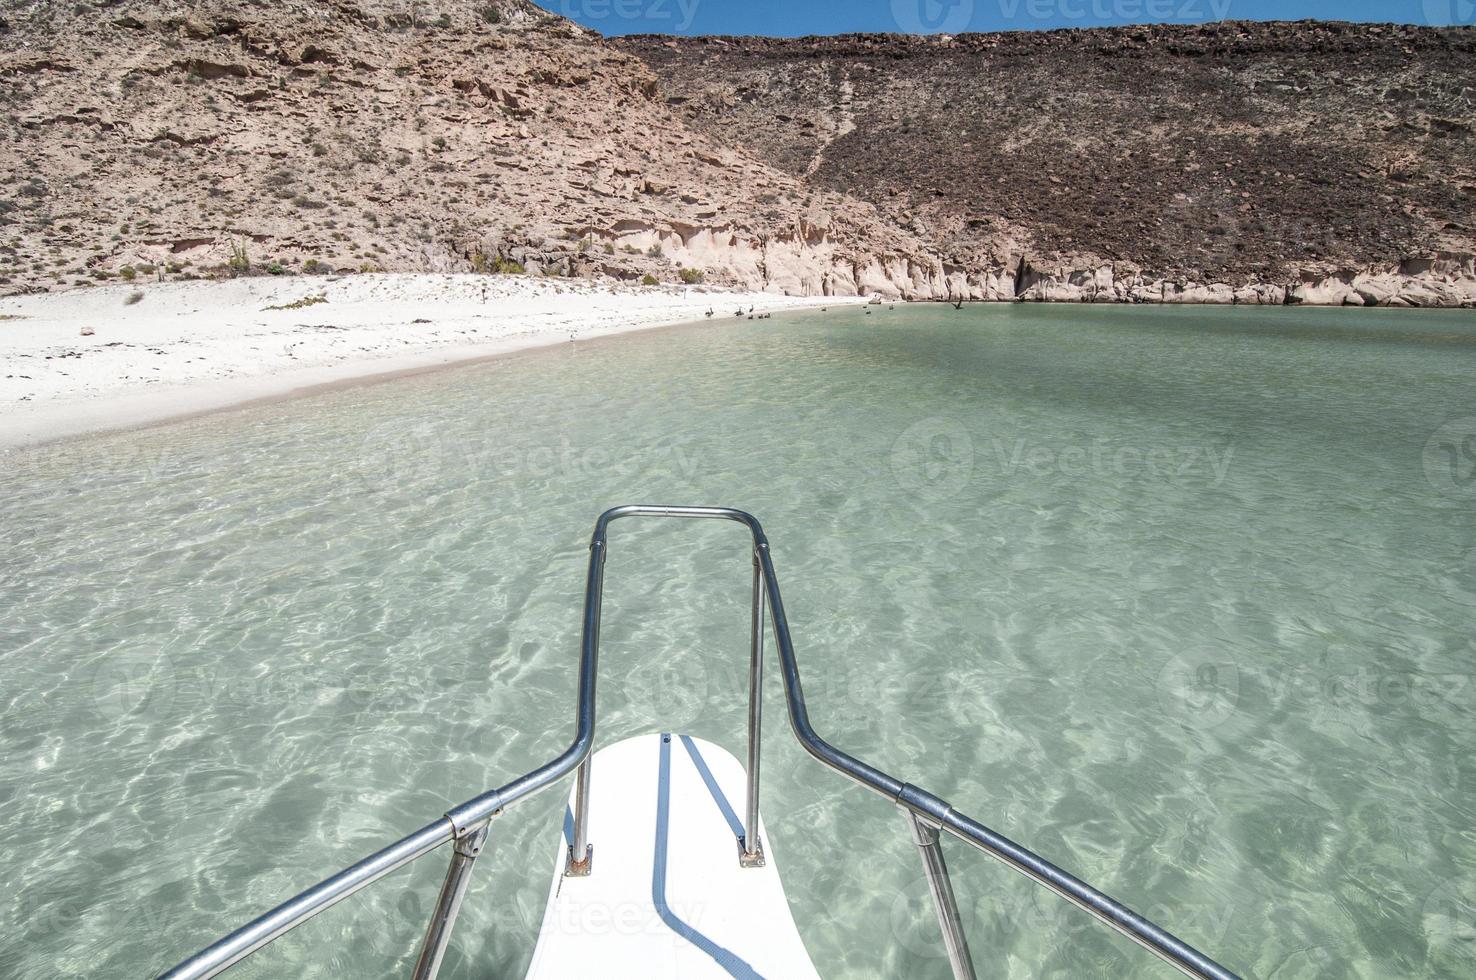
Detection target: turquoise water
<box><xmin>2</xmin><ymin>304</ymin><xmax>1474</xmax><ymax>979</ymax></box>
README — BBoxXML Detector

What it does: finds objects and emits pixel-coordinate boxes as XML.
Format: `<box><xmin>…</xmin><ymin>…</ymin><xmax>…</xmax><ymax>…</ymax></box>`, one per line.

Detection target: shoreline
<box><xmin>0</xmin><ymin>275</ymin><xmax>859</xmax><ymax>452</ymax></box>
<box><xmin>5</xmin><ymin>273</ymin><xmax>1469</xmax><ymax>454</ymax></box>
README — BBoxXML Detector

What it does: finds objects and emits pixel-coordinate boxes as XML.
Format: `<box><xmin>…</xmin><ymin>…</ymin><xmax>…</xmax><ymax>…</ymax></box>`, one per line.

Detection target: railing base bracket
<box><xmin>564</xmin><ymin>844</ymin><xmax>593</xmax><ymax>878</ymax></box>
<box><xmin>738</xmin><ymin>836</ymin><xmax>766</xmax><ymax>869</ymax></box>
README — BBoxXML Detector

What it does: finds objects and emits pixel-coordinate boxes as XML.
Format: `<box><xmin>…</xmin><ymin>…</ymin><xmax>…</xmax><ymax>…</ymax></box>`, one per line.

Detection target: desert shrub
<box><xmin>641</xmin><ymin>274</ymin><xmax>659</xmax><ymax>286</ymax></box>
<box><xmin>646</xmin><ymin>243</ymin><xmax>663</xmax><ymax>258</ymax></box>
<box><xmin>491</xmin><ymin>258</ymin><xmax>525</xmax><ymax>275</ymax></box>
<box><xmin>119</xmin><ymin>265</ymin><xmax>137</xmax><ymax>281</ymax></box>
<box><xmin>678</xmin><ymin>268</ymin><xmax>705</xmax><ymax>285</ymax></box>
<box><xmin>478</xmin><ymin>5</ymin><xmax>502</xmax><ymax>24</ymax></box>
<box><xmin>265</xmin><ymin>295</ymin><xmax>327</xmax><ymax>311</ymax></box>
<box><xmin>228</xmin><ymin>241</ymin><xmax>250</xmax><ymax>275</ymax></box>
<box><xmin>303</xmin><ymin>258</ymin><xmax>324</xmax><ymax>274</ymax></box>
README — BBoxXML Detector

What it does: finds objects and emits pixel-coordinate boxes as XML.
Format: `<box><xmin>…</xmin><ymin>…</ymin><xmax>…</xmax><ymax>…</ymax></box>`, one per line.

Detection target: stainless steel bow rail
<box><xmin>160</xmin><ymin>505</ymin><xmax>1241</xmax><ymax>980</ymax></box>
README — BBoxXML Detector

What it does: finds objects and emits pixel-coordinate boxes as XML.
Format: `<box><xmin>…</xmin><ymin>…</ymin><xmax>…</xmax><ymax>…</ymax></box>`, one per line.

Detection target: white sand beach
<box><xmin>0</xmin><ymin>275</ymin><xmax>854</xmax><ymax>450</ymax></box>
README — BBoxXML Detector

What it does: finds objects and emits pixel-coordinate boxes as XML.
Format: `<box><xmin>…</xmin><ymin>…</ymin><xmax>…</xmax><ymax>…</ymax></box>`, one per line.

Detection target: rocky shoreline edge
<box><xmin>964</xmin><ymin>255</ymin><xmax>1476</xmax><ymax>308</ymax></box>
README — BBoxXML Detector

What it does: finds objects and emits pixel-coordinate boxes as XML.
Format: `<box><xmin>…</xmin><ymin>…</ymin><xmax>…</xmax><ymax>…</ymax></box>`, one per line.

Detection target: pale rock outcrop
<box><xmin>1233</xmin><ymin>284</ymin><xmax>1290</xmax><ymax>305</ymax></box>
<box><xmin>1289</xmin><ymin>273</ymin><xmax>1360</xmax><ymax>307</ymax></box>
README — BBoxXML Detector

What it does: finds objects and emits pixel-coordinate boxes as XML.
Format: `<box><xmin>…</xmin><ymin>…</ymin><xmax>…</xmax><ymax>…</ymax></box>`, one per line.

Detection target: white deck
<box><xmin>524</xmin><ymin>733</ymin><xmax>821</xmax><ymax>979</ymax></box>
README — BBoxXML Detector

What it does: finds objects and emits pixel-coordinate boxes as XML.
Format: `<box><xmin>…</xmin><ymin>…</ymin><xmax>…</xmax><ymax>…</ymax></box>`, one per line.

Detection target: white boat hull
<box><xmin>525</xmin><ymin>733</ymin><xmax>821</xmax><ymax>979</ymax></box>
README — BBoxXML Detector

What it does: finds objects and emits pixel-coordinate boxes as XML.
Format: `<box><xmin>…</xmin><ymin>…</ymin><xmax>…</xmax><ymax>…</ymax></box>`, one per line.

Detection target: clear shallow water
<box><xmin>2</xmin><ymin>304</ymin><xmax>1474</xmax><ymax>979</ymax></box>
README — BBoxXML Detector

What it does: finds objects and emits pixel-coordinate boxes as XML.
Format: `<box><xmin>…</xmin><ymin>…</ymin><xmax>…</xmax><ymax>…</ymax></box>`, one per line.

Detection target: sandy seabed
<box><xmin>0</xmin><ymin>274</ymin><xmax>855</xmax><ymax>450</ymax></box>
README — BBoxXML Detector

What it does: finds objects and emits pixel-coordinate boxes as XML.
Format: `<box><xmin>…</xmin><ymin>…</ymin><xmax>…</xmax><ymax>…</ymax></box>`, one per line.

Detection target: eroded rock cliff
<box><xmin>0</xmin><ymin>0</ymin><xmax>944</xmax><ymax>298</ymax></box>
<box><xmin>3</xmin><ymin>7</ymin><xmax>1474</xmax><ymax>305</ymax></box>
<box><xmin>618</xmin><ymin>22</ymin><xmax>1476</xmax><ymax>306</ymax></box>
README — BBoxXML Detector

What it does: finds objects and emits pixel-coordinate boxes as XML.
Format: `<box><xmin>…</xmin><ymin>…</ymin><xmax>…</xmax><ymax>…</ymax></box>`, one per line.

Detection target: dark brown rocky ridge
<box><xmin>618</xmin><ymin>20</ymin><xmax>1476</xmax><ymax>304</ymax></box>
<box><xmin>2</xmin><ymin>7</ymin><xmax>1474</xmax><ymax>305</ymax></box>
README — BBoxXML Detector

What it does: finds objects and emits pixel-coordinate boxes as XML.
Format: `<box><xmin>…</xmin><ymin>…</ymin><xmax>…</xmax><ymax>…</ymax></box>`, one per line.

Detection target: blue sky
<box><xmin>552</xmin><ymin>0</ymin><xmax>1474</xmax><ymax>36</ymax></box>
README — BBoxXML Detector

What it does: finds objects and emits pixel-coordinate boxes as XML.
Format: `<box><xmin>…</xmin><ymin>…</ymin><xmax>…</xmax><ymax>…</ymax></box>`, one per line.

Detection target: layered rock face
<box><xmin>618</xmin><ymin>22</ymin><xmax>1476</xmax><ymax>306</ymax></box>
<box><xmin>3</xmin><ymin>8</ymin><xmax>1474</xmax><ymax>304</ymax></box>
<box><xmin>0</xmin><ymin>0</ymin><xmax>943</xmax><ymax>298</ymax></box>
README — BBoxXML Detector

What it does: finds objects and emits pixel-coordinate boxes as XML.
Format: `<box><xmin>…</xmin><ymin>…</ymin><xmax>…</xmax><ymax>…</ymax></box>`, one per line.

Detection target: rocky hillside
<box><xmin>618</xmin><ymin>22</ymin><xmax>1476</xmax><ymax>305</ymax></box>
<box><xmin>2</xmin><ymin>7</ymin><xmax>1474</xmax><ymax>304</ymax></box>
<box><xmin>0</xmin><ymin>0</ymin><xmax>944</xmax><ymax>299</ymax></box>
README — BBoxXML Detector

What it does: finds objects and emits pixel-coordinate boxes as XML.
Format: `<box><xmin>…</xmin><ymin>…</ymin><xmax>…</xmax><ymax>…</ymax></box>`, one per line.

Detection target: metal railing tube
<box><xmin>756</xmin><ymin>539</ymin><xmax>908</xmax><ymax>801</ymax></box>
<box><xmin>565</xmin><ymin>528</ymin><xmax>608</xmax><ymax>875</ymax></box>
<box><xmin>938</xmin><ymin>808</ymin><xmax>1237</xmax><ymax>980</ymax></box>
<box><xmin>904</xmin><ymin>810</ymin><xmax>977</xmax><ymax>980</ymax></box>
<box><xmin>750</xmin><ymin>519</ymin><xmax>1240</xmax><ymax>980</ymax></box>
<box><xmin>568</xmin><ymin>505</ymin><xmax>767</xmax><ymax>872</ymax></box>
<box><xmin>740</xmin><ymin>550</ymin><xmax>765</xmax><ymax>866</ymax></box>
<box><xmin>162</xmin><ymin>505</ymin><xmax>1241</xmax><ymax>980</ymax></box>
<box><xmin>158</xmin><ymin>818</ymin><xmax>455</xmax><ymax>980</ymax></box>
<box><xmin>410</xmin><ymin>822</ymin><xmax>492</xmax><ymax>980</ymax></box>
